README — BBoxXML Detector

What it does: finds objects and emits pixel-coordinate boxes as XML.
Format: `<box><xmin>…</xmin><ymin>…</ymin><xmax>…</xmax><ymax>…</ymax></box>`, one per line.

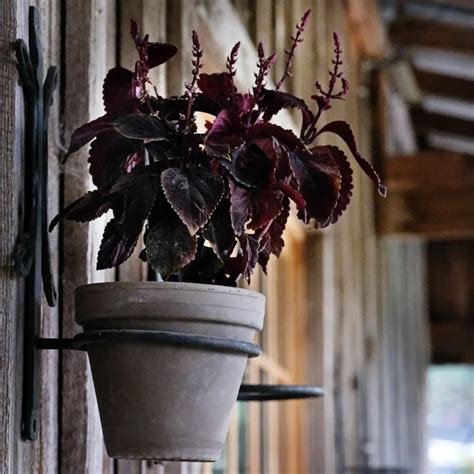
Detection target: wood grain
<box><xmin>61</xmin><ymin>0</ymin><xmax>116</xmax><ymax>472</ymax></box>
<box><xmin>0</xmin><ymin>0</ymin><xmax>23</xmax><ymax>471</ymax></box>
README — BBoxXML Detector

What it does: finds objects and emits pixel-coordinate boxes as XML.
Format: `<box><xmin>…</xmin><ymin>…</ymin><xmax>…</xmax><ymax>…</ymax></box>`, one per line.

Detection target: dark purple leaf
<box><xmin>316</xmin><ymin>120</ymin><xmax>387</xmax><ymax>197</ymax></box>
<box><xmin>96</xmin><ymin>174</ymin><xmax>160</xmax><ymax>269</ymax></box>
<box><xmin>259</xmin><ymin>89</ymin><xmax>315</xmax><ymax>132</ymax></box>
<box><xmin>247</xmin><ymin>122</ymin><xmax>301</xmax><ymax>151</ymax></box>
<box><xmin>113</xmin><ymin>113</ymin><xmax>168</xmax><ymax>141</ymax></box>
<box><xmin>242</xmin><ymin>235</ymin><xmax>259</xmax><ymax>283</ymax></box>
<box><xmin>49</xmin><ymin>190</ymin><xmax>113</xmax><ymax>232</ymax></box>
<box><xmin>289</xmin><ymin>147</ymin><xmax>341</xmax><ymax>228</ymax></box>
<box><xmin>97</xmin><ymin>219</ymin><xmax>133</xmax><ymax>269</ymax></box>
<box><xmin>204</xmin><ymin>109</ymin><xmax>244</xmax><ymax>158</ymax></box>
<box><xmin>313</xmin><ymin>145</ymin><xmax>354</xmax><ymax>224</ymax></box>
<box><xmin>264</xmin><ymin>195</ymin><xmax>290</xmax><ymax>257</ymax></box>
<box><xmin>229</xmin><ymin>181</ymin><xmax>252</xmax><ymax>235</ymax></box>
<box><xmin>247</xmin><ymin>189</ymin><xmax>283</xmax><ymax>230</ymax></box>
<box><xmin>197</xmin><ymin>73</ymin><xmax>234</xmax><ymax>104</ymax></box>
<box><xmin>66</xmin><ymin>114</ymin><xmax>114</xmax><ymax>158</ymax></box>
<box><xmin>88</xmin><ymin>132</ymin><xmax>134</xmax><ymax>187</ymax></box>
<box><xmin>145</xmin><ymin>216</ymin><xmax>197</xmax><ymax>277</ymax></box>
<box><xmin>203</xmin><ymin>200</ymin><xmax>236</xmax><ymax>258</ymax></box>
<box><xmin>224</xmin><ymin>234</ymin><xmax>259</xmax><ymax>283</ymax></box>
<box><xmin>147</xmin><ymin>43</ymin><xmax>178</xmax><ymax>68</ymax></box>
<box><xmin>225</xmin><ymin>143</ymin><xmax>274</xmax><ymax>189</ymax></box>
<box><xmin>102</xmin><ymin>67</ymin><xmax>133</xmax><ymax>114</ymax></box>
<box><xmin>277</xmin><ymin>182</ymin><xmax>306</xmax><ymax>209</ymax></box>
<box><xmin>161</xmin><ymin>167</ymin><xmax>224</xmax><ymax>235</ymax></box>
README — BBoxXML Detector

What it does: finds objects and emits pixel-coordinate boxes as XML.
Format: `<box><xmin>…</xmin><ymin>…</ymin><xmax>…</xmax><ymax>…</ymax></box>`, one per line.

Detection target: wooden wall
<box><xmin>0</xmin><ymin>1</ymin><xmax>430</xmax><ymax>473</ymax></box>
<box><xmin>1</xmin><ymin>0</ymin><xmax>61</xmax><ymax>472</ymax></box>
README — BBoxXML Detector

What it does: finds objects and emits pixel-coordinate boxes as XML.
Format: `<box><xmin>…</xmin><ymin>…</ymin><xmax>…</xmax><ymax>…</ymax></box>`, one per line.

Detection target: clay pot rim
<box><xmin>76</xmin><ymin>281</ymin><xmax>264</xmax><ymax>301</ymax></box>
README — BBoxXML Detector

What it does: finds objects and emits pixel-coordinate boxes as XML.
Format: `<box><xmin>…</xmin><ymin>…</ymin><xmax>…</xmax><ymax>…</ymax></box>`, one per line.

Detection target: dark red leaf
<box><xmin>203</xmin><ymin>200</ymin><xmax>236</xmax><ymax>258</ymax></box>
<box><xmin>264</xmin><ymin>196</ymin><xmax>290</xmax><ymax>257</ymax></box>
<box><xmin>96</xmin><ymin>174</ymin><xmax>160</xmax><ymax>269</ymax></box>
<box><xmin>224</xmin><ymin>234</ymin><xmax>259</xmax><ymax>283</ymax></box>
<box><xmin>289</xmin><ymin>147</ymin><xmax>341</xmax><ymax>228</ymax></box>
<box><xmin>113</xmin><ymin>113</ymin><xmax>168</xmax><ymax>140</ymax></box>
<box><xmin>103</xmin><ymin>67</ymin><xmax>134</xmax><ymax>114</ymax></box>
<box><xmin>316</xmin><ymin>120</ymin><xmax>387</xmax><ymax>197</ymax></box>
<box><xmin>204</xmin><ymin>109</ymin><xmax>244</xmax><ymax>158</ymax></box>
<box><xmin>313</xmin><ymin>145</ymin><xmax>353</xmax><ymax>224</ymax></box>
<box><xmin>145</xmin><ymin>215</ymin><xmax>197</xmax><ymax>277</ymax></box>
<box><xmin>49</xmin><ymin>190</ymin><xmax>113</xmax><ymax>232</ymax></box>
<box><xmin>97</xmin><ymin>219</ymin><xmax>133</xmax><ymax>269</ymax></box>
<box><xmin>259</xmin><ymin>88</ymin><xmax>315</xmax><ymax>132</ymax></box>
<box><xmin>161</xmin><ymin>167</ymin><xmax>224</xmax><ymax>235</ymax></box>
<box><xmin>242</xmin><ymin>234</ymin><xmax>259</xmax><ymax>283</ymax></box>
<box><xmin>147</xmin><ymin>43</ymin><xmax>178</xmax><ymax>68</ymax></box>
<box><xmin>66</xmin><ymin>114</ymin><xmax>114</xmax><ymax>158</ymax></box>
<box><xmin>88</xmin><ymin>132</ymin><xmax>134</xmax><ymax>187</ymax></box>
<box><xmin>225</xmin><ymin>143</ymin><xmax>274</xmax><ymax>189</ymax></box>
<box><xmin>247</xmin><ymin>122</ymin><xmax>301</xmax><ymax>151</ymax></box>
<box><xmin>247</xmin><ymin>189</ymin><xmax>283</xmax><ymax>230</ymax></box>
<box><xmin>277</xmin><ymin>182</ymin><xmax>306</xmax><ymax>209</ymax></box>
<box><xmin>229</xmin><ymin>181</ymin><xmax>252</xmax><ymax>235</ymax></box>
<box><xmin>197</xmin><ymin>73</ymin><xmax>234</xmax><ymax>104</ymax></box>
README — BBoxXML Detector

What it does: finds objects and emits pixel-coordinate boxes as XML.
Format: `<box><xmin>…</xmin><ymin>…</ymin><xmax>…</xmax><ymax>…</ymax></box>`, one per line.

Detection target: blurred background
<box><xmin>191</xmin><ymin>1</ymin><xmax>474</xmax><ymax>473</ymax></box>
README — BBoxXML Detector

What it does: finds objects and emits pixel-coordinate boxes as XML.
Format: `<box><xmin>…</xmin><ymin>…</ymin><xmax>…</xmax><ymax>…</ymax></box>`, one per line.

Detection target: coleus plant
<box><xmin>51</xmin><ymin>10</ymin><xmax>386</xmax><ymax>287</ymax></box>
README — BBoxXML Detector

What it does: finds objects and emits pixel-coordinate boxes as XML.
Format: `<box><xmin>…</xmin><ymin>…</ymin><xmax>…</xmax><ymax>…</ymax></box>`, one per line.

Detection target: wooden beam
<box><xmin>377</xmin><ymin>188</ymin><xmax>474</xmax><ymax>238</ymax></box>
<box><xmin>386</xmin><ymin>151</ymin><xmax>474</xmax><ymax>193</ymax></box>
<box><xmin>431</xmin><ymin>321</ymin><xmax>474</xmax><ymax>363</ymax></box>
<box><xmin>390</xmin><ymin>17</ymin><xmax>474</xmax><ymax>55</ymax></box>
<box><xmin>347</xmin><ymin>0</ymin><xmax>388</xmax><ymax>59</ymax></box>
<box><xmin>415</xmin><ymin>69</ymin><xmax>474</xmax><ymax>102</ymax></box>
<box><xmin>411</xmin><ymin>107</ymin><xmax>474</xmax><ymax>138</ymax></box>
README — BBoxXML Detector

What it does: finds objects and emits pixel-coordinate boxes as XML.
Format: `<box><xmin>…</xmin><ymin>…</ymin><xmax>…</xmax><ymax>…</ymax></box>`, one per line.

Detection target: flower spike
<box><xmin>275</xmin><ymin>9</ymin><xmax>311</xmax><ymax>90</ymax></box>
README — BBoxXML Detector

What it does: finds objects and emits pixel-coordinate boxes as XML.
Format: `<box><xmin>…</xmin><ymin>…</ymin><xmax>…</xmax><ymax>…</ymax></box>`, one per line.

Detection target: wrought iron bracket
<box><xmin>36</xmin><ymin>329</ymin><xmax>324</xmax><ymax>402</ymax></box>
<box><xmin>14</xmin><ymin>5</ymin><xmax>58</xmax><ymax>441</ymax></box>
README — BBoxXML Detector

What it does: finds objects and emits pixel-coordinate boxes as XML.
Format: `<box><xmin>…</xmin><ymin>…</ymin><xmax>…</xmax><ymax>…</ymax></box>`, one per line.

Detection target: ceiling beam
<box><xmin>431</xmin><ymin>321</ymin><xmax>474</xmax><ymax>363</ymax></box>
<box><xmin>389</xmin><ymin>17</ymin><xmax>474</xmax><ymax>54</ymax></box>
<box><xmin>377</xmin><ymin>188</ymin><xmax>474</xmax><ymax>239</ymax></box>
<box><xmin>411</xmin><ymin>107</ymin><xmax>474</xmax><ymax>137</ymax></box>
<box><xmin>377</xmin><ymin>151</ymin><xmax>474</xmax><ymax>238</ymax></box>
<box><xmin>415</xmin><ymin>69</ymin><xmax>474</xmax><ymax>102</ymax></box>
<box><xmin>386</xmin><ymin>151</ymin><xmax>474</xmax><ymax>192</ymax></box>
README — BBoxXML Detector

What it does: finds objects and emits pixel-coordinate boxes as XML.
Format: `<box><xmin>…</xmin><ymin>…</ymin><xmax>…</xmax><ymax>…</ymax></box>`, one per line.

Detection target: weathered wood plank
<box><xmin>347</xmin><ymin>0</ymin><xmax>387</xmax><ymax>59</ymax></box>
<box><xmin>411</xmin><ymin>107</ymin><xmax>474</xmax><ymax>138</ymax></box>
<box><xmin>1</xmin><ymin>1</ymin><xmax>61</xmax><ymax>473</ymax></box>
<box><xmin>415</xmin><ymin>69</ymin><xmax>474</xmax><ymax>102</ymax></box>
<box><xmin>386</xmin><ymin>151</ymin><xmax>474</xmax><ymax>193</ymax></box>
<box><xmin>390</xmin><ymin>17</ymin><xmax>474</xmax><ymax>55</ymax></box>
<box><xmin>378</xmin><ymin>189</ymin><xmax>474</xmax><ymax>238</ymax></box>
<box><xmin>0</xmin><ymin>0</ymin><xmax>24</xmax><ymax>472</ymax></box>
<box><xmin>61</xmin><ymin>0</ymin><xmax>116</xmax><ymax>472</ymax></box>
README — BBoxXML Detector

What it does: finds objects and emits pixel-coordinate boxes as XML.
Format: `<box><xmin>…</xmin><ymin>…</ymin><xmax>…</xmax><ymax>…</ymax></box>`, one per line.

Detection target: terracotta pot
<box><xmin>75</xmin><ymin>282</ymin><xmax>265</xmax><ymax>461</ymax></box>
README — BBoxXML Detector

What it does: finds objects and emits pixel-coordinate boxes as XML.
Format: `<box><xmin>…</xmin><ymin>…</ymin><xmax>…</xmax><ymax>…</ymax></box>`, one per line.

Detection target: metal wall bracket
<box><xmin>14</xmin><ymin>5</ymin><xmax>58</xmax><ymax>441</ymax></box>
<box><xmin>36</xmin><ymin>329</ymin><xmax>324</xmax><ymax>402</ymax></box>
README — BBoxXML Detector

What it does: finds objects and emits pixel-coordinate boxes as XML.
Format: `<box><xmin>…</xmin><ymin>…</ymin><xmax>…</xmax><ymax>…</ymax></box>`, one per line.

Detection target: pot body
<box><xmin>75</xmin><ymin>281</ymin><xmax>265</xmax><ymax>461</ymax></box>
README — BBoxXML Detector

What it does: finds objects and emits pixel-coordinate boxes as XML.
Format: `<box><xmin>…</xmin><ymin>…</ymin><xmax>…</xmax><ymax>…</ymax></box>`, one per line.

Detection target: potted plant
<box><xmin>52</xmin><ymin>10</ymin><xmax>385</xmax><ymax>461</ymax></box>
